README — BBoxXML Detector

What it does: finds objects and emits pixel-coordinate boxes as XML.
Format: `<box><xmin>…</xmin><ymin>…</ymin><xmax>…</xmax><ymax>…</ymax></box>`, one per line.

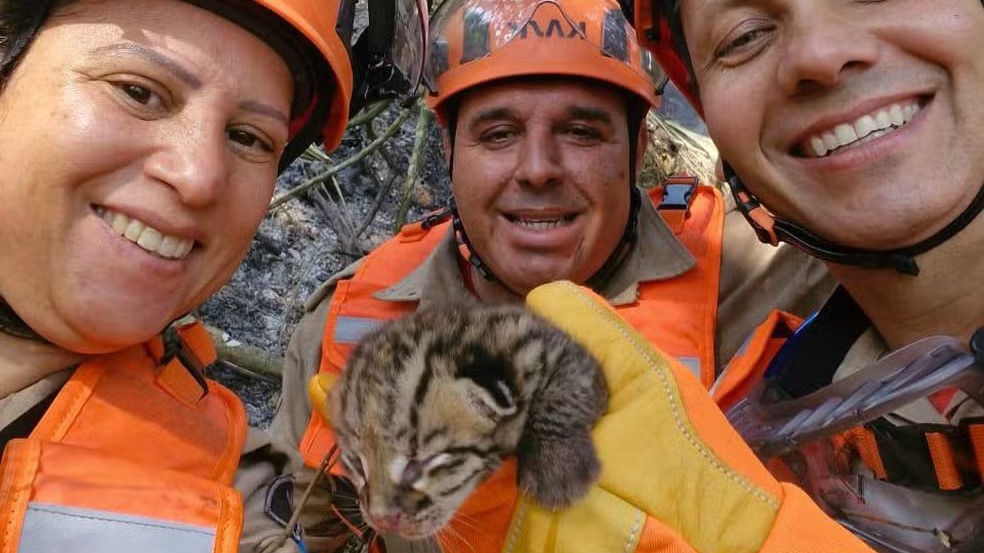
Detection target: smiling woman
<box><xmin>0</xmin><ymin>0</ymin><xmax>394</xmax><ymax>551</ymax></box>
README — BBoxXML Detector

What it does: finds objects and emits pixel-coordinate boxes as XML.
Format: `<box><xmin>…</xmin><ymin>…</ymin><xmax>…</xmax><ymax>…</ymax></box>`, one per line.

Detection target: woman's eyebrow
<box><xmin>89</xmin><ymin>42</ymin><xmax>289</xmax><ymax>125</ymax></box>
<box><xmin>240</xmin><ymin>100</ymin><xmax>289</xmax><ymax>126</ymax></box>
<box><xmin>87</xmin><ymin>42</ymin><xmax>202</xmax><ymax>88</ymax></box>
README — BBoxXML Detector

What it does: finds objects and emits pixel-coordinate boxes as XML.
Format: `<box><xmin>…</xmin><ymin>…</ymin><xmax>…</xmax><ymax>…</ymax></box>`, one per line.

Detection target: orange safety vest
<box><xmin>0</xmin><ymin>321</ymin><xmax>247</xmax><ymax>553</ymax></box>
<box><xmin>714</xmin><ymin>308</ymin><xmax>984</xmax><ymax>499</ymax></box>
<box><xmin>299</xmin><ymin>181</ymin><xmax>724</xmax><ymax>469</ymax></box>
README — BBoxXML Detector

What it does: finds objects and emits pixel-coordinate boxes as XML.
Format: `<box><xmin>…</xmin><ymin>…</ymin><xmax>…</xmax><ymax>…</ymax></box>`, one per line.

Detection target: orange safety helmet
<box><xmin>423</xmin><ymin>0</ymin><xmax>665</xmax><ymax>125</ymax></box>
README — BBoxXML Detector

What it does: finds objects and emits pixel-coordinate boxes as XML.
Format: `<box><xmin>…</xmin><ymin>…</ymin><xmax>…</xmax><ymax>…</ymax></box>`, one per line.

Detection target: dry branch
<box><xmin>269</xmin><ymin>105</ymin><xmax>418</xmax><ymax>210</ymax></box>
<box><xmin>205</xmin><ymin>325</ymin><xmax>283</xmax><ymax>380</ymax></box>
<box><xmin>394</xmin><ymin>105</ymin><xmax>432</xmax><ymax>231</ymax></box>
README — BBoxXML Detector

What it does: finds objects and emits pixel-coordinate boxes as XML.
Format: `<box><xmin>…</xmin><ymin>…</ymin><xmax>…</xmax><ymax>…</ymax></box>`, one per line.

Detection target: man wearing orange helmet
<box><xmin>626</xmin><ymin>0</ymin><xmax>984</xmax><ymax>551</ymax></box>
<box><xmin>0</xmin><ymin>1</ymin><xmax>425</xmax><ymax>552</ymax></box>
<box><xmin>270</xmin><ymin>0</ymin><xmax>842</xmax><ymax>550</ymax></box>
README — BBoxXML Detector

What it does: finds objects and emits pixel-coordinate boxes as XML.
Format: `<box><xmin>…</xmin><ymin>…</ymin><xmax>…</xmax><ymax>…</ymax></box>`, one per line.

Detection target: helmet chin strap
<box><xmin>724</xmin><ymin>163</ymin><xmax>984</xmax><ymax>276</ymax></box>
<box><xmin>0</xmin><ymin>297</ymin><xmax>48</xmax><ymax>343</ymax></box>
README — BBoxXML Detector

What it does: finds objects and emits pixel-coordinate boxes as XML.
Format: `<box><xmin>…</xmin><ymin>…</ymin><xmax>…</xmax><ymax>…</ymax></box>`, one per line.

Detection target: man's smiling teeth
<box><xmin>506</xmin><ymin>214</ymin><xmax>576</xmax><ymax>230</ymax></box>
<box><xmin>804</xmin><ymin>102</ymin><xmax>921</xmax><ymax>158</ymax></box>
<box><xmin>97</xmin><ymin>207</ymin><xmax>194</xmax><ymax>259</ymax></box>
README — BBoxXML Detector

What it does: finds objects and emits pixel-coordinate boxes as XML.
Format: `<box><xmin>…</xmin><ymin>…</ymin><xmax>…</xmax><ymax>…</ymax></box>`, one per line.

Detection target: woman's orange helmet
<box><xmin>257</xmin><ymin>1</ymin><xmax>354</xmax><ymax>145</ymax></box>
<box><xmin>205</xmin><ymin>0</ymin><xmax>426</xmax><ymax>167</ymax></box>
<box><xmin>423</xmin><ymin>0</ymin><xmax>665</xmax><ymax>125</ymax></box>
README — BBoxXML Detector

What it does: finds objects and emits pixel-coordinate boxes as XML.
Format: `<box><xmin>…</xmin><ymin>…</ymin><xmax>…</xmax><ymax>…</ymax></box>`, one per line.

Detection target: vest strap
<box><xmin>845</xmin><ymin>418</ymin><xmax>984</xmax><ymax>493</ymax></box>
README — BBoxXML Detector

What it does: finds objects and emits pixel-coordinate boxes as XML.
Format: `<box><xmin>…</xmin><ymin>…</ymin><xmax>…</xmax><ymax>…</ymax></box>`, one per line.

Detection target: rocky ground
<box><xmin>199</xmin><ymin>86</ymin><xmax>710</xmax><ymax>428</ymax></box>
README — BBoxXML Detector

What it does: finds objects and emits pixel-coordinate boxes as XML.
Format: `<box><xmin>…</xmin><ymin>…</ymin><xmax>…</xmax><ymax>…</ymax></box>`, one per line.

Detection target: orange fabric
<box><xmin>0</xmin><ymin>321</ymin><xmax>246</xmax><ymax>550</ymax></box>
<box><xmin>619</xmin><ymin>185</ymin><xmax>723</xmax><ymax>388</ymax></box>
<box><xmin>434</xmin><ymin>459</ymin><xmax>519</xmax><ymax>553</ymax></box>
<box><xmin>925</xmin><ymin>432</ymin><xmax>963</xmax><ymax>491</ymax></box>
<box><xmin>300</xmin><ymin>186</ymin><xmax>725</xmax><ymax>467</ymax></box>
<box><xmin>635</xmin><ymin>516</ymin><xmax>698</xmax><ymax>553</ymax></box>
<box><xmin>299</xmin><ymin>219</ymin><xmax>450</xmax><ymax>466</ymax></box>
<box><xmin>928</xmin><ymin>387</ymin><xmax>958</xmax><ymax>415</ymax></box>
<box><xmin>759</xmin><ymin>484</ymin><xmax>876</xmax><ymax>553</ymax></box>
<box><xmin>712</xmin><ymin>310</ymin><xmax>803</xmax><ymax>412</ymax></box>
<box><xmin>842</xmin><ymin>428</ymin><xmax>888</xmax><ymax>480</ymax></box>
<box><xmin>970</xmin><ymin>424</ymin><xmax>984</xmax><ymax>481</ymax></box>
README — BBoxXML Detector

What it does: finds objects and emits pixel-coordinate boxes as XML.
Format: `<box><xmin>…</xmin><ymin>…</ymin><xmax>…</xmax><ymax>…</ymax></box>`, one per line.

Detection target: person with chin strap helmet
<box><xmin>0</xmin><ymin>1</ymin><xmax>426</xmax><ymax>552</ymax></box>
<box><xmin>626</xmin><ymin>0</ymin><xmax>984</xmax><ymax>551</ymax></box>
<box><xmin>274</xmin><ymin>0</ymin><xmax>841</xmax><ymax>550</ymax></box>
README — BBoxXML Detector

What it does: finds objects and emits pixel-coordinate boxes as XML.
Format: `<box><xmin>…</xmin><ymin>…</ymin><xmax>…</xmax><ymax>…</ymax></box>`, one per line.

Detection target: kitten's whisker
<box><xmin>447</xmin><ymin>513</ymin><xmax>483</xmax><ymax>538</ymax></box>
<box><xmin>441</xmin><ymin>521</ymin><xmax>476</xmax><ymax>553</ymax></box>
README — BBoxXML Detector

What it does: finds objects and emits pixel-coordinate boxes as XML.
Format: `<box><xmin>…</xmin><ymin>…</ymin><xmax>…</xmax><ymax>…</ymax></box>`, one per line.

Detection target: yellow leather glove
<box><xmin>505</xmin><ymin>281</ymin><xmax>873</xmax><ymax>553</ymax></box>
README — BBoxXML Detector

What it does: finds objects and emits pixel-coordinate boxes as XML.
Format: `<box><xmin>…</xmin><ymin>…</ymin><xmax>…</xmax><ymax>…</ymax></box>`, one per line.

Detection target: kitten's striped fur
<box><xmin>328</xmin><ymin>305</ymin><xmax>608</xmax><ymax>539</ymax></box>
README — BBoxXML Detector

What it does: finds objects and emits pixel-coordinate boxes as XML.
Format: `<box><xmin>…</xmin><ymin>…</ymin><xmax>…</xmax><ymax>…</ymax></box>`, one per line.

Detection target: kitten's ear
<box><xmin>455</xmin><ymin>345</ymin><xmax>517</xmax><ymax>419</ymax></box>
<box><xmin>461</xmin><ymin>377</ymin><xmax>517</xmax><ymax>419</ymax></box>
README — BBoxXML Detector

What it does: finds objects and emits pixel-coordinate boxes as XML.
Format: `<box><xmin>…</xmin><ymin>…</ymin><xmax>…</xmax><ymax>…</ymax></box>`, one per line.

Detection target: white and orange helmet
<box><xmin>423</xmin><ymin>0</ymin><xmax>665</xmax><ymax>126</ymax></box>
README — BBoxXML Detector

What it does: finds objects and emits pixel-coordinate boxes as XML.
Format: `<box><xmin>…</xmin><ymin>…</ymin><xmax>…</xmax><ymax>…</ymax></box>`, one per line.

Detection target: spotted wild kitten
<box><xmin>327</xmin><ymin>305</ymin><xmax>608</xmax><ymax>539</ymax></box>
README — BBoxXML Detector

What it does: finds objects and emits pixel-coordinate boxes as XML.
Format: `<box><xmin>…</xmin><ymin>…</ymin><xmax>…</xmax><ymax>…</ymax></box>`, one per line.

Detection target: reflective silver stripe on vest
<box><xmin>334</xmin><ymin>316</ymin><xmax>385</xmax><ymax>345</ymax></box>
<box><xmin>676</xmin><ymin>356</ymin><xmax>702</xmax><ymax>381</ymax></box>
<box><xmin>19</xmin><ymin>502</ymin><xmax>215</xmax><ymax>553</ymax></box>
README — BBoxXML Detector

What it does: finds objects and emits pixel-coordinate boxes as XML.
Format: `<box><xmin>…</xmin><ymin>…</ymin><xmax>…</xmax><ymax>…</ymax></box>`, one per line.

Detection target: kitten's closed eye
<box><xmin>328</xmin><ymin>305</ymin><xmax>608</xmax><ymax>540</ymax></box>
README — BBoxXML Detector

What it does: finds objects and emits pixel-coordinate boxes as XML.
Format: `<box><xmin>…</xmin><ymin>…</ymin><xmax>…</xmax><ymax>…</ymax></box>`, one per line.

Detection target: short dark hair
<box><xmin>0</xmin><ymin>0</ymin><xmax>77</xmax><ymax>85</ymax></box>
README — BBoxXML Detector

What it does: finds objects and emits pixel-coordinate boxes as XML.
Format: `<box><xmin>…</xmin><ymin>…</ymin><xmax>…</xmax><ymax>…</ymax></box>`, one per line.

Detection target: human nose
<box><xmin>776</xmin><ymin>7</ymin><xmax>879</xmax><ymax>95</ymax></box>
<box><xmin>144</xmin><ymin>120</ymin><xmax>229</xmax><ymax>207</ymax></box>
<box><xmin>514</xmin><ymin>131</ymin><xmax>563</xmax><ymax>189</ymax></box>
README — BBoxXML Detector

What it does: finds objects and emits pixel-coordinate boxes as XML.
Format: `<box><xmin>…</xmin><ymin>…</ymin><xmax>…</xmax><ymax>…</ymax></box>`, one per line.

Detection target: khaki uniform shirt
<box><xmin>268</xmin><ymin>187</ymin><xmax>836</xmax><ymax>552</ymax></box>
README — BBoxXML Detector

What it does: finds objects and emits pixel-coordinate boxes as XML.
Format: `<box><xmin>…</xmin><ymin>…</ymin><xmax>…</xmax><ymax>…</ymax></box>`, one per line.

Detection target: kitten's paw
<box><xmin>517</xmin><ymin>433</ymin><xmax>600</xmax><ymax>510</ymax></box>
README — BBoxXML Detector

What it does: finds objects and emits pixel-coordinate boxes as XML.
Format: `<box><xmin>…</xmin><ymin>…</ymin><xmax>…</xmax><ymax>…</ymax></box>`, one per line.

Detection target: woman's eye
<box><xmin>111</xmin><ymin>79</ymin><xmax>168</xmax><ymax>113</ymax></box>
<box><xmin>122</xmin><ymin>84</ymin><xmax>153</xmax><ymax>104</ymax></box>
<box><xmin>228</xmin><ymin>128</ymin><xmax>274</xmax><ymax>154</ymax></box>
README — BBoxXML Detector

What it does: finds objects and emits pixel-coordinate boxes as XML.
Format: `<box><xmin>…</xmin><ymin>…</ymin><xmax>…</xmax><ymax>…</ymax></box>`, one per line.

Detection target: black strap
<box><xmin>726</xmin><ymin>165</ymin><xmax>984</xmax><ymax>276</ymax></box>
<box><xmin>0</xmin><ymin>297</ymin><xmax>47</xmax><ymax>343</ymax></box>
<box><xmin>158</xmin><ymin>327</ymin><xmax>210</xmax><ymax>400</ymax></box>
<box><xmin>865</xmin><ymin>417</ymin><xmax>984</xmax><ymax>492</ymax></box>
<box><xmin>0</xmin><ymin>389</ymin><xmax>60</xmax><ymax>452</ymax></box>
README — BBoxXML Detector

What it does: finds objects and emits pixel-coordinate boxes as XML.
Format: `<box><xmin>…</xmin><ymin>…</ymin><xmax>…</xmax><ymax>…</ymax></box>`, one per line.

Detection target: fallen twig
<box><xmin>205</xmin><ymin>325</ymin><xmax>283</xmax><ymax>380</ymax></box>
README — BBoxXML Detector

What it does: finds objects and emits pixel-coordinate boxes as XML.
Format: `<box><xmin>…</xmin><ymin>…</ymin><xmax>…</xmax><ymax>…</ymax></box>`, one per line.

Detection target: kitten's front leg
<box><xmin>516</xmin><ymin>332</ymin><xmax>608</xmax><ymax>510</ymax></box>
